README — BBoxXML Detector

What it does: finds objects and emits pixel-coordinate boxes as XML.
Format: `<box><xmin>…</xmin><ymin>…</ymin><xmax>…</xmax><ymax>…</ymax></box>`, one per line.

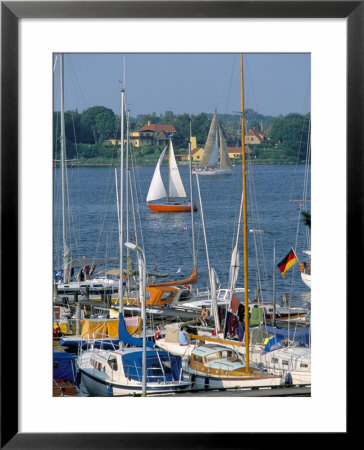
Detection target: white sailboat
<box><xmin>194</xmin><ymin>109</ymin><xmax>233</xmax><ymax>176</ymax></box>
<box><xmin>147</xmin><ymin>139</ymin><xmax>197</xmax><ymax>212</ymax></box>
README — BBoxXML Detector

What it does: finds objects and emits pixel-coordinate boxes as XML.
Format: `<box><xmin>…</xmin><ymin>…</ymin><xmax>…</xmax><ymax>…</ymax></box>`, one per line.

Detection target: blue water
<box><xmin>53</xmin><ymin>163</ymin><xmax>311</xmax><ymax>307</ymax></box>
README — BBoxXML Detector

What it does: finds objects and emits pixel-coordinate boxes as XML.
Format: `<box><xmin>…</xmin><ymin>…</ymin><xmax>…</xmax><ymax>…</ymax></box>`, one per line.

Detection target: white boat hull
<box><xmin>80</xmin><ymin>368</ymin><xmax>191</xmax><ymax>396</ymax></box>
<box><xmin>193</xmin><ymin>168</ymin><xmax>232</xmax><ymax>176</ymax></box>
<box><xmin>188</xmin><ymin>372</ymin><xmax>282</xmax><ymax>390</ymax></box>
<box><xmin>301</xmin><ymin>272</ymin><xmax>311</xmax><ymax>289</ymax></box>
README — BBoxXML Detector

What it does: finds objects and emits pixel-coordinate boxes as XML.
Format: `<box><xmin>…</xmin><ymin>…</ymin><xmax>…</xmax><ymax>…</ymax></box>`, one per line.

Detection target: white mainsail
<box><xmin>146</xmin><ymin>145</ymin><xmax>168</xmax><ymax>202</ymax></box>
<box><xmin>168</xmin><ymin>140</ymin><xmax>187</xmax><ymax>198</ymax></box>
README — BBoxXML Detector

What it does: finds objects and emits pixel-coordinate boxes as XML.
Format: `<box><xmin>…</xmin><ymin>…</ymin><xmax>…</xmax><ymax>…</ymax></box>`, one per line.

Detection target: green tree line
<box><xmin>53</xmin><ymin>106</ymin><xmax>310</xmax><ymax>164</ymax></box>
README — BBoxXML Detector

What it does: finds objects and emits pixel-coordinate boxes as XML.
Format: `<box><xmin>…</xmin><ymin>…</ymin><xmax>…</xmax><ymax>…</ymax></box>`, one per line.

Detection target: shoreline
<box><xmin>55</xmin><ymin>161</ymin><xmax>302</xmax><ymax>168</ymax></box>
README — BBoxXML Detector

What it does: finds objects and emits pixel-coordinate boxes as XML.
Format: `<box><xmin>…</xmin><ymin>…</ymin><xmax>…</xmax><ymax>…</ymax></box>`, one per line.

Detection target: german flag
<box><xmin>277</xmin><ymin>248</ymin><xmax>299</xmax><ymax>277</ymax></box>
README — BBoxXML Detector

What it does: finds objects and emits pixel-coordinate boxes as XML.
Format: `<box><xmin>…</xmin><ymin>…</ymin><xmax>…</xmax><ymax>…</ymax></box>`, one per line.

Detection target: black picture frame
<box><xmin>1</xmin><ymin>1</ymin><xmax>358</xmax><ymax>448</ymax></box>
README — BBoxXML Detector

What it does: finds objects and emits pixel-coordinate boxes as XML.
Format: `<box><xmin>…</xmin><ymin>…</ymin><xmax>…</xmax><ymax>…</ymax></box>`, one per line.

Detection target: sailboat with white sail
<box><xmin>194</xmin><ymin>109</ymin><xmax>233</xmax><ymax>176</ymax></box>
<box><xmin>146</xmin><ymin>139</ymin><xmax>197</xmax><ymax>212</ymax></box>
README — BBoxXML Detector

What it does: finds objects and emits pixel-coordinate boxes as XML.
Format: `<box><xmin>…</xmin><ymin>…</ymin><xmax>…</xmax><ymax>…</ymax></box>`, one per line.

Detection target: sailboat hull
<box><xmin>194</xmin><ymin>168</ymin><xmax>232</xmax><ymax>176</ymax></box>
<box><xmin>147</xmin><ymin>203</ymin><xmax>197</xmax><ymax>212</ymax></box>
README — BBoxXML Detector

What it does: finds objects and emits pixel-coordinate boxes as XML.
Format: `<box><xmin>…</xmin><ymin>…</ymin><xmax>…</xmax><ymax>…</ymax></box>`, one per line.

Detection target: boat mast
<box><xmin>189</xmin><ymin>117</ymin><xmax>196</xmax><ymax>268</ymax></box>
<box><xmin>60</xmin><ymin>54</ymin><xmax>71</xmax><ymax>283</ymax></box>
<box><xmin>240</xmin><ymin>53</ymin><xmax>250</xmax><ymax>372</ymax></box>
<box><xmin>167</xmin><ymin>138</ymin><xmax>171</xmax><ymax>202</ymax></box>
<box><xmin>119</xmin><ymin>61</ymin><xmax>125</xmax><ymax>314</ymax></box>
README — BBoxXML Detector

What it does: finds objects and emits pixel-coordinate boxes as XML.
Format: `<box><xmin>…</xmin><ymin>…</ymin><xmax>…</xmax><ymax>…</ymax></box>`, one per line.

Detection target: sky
<box><xmin>53</xmin><ymin>53</ymin><xmax>310</xmax><ymax>118</ymax></box>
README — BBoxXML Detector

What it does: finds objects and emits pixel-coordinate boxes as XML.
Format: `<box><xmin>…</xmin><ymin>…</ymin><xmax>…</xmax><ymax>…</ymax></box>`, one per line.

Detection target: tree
<box><xmin>191</xmin><ymin>113</ymin><xmax>210</xmax><ymax>146</ymax></box>
<box><xmin>80</xmin><ymin>106</ymin><xmax>116</xmax><ymax>144</ymax></box>
<box><xmin>268</xmin><ymin>113</ymin><xmax>310</xmax><ymax>161</ymax></box>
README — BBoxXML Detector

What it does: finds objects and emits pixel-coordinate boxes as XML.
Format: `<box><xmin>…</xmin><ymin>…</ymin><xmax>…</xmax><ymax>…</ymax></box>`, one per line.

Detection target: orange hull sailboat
<box><xmin>146</xmin><ymin>139</ymin><xmax>197</xmax><ymax>213</ymax></box>
<box><xmin>147</xmin><ymin>203</ymin><xmax>197</xmax><ymax>213</ymax></box>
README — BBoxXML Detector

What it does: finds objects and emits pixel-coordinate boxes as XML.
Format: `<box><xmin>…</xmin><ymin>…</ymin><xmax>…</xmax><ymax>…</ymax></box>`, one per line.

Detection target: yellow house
<box><xmin>228</xmin><ymin>147</ymin><xmax>242</xmax><ymax>159</ymax></box>
<box><xmin>190</xmin><ymin>147</ymin><xmax>204</xmax><ymax>162</ymax></box>
<box><xmin>107</xmin><ymin>139</ymin><xmax>122</xmax><ymax>146</ymax></box>
<box><xmin>245</xmin><ymin>129</ymin><xmax>267</xmax><ymax>145</ymax></box>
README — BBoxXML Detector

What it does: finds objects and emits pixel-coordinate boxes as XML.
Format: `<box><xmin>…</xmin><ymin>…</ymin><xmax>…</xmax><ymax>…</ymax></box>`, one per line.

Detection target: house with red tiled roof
<box><xmin>245</xmin><ymin>128</ymin><xmax>268</xmax><ymax>145</ymax></box>
<box><xmin>128</xmin><ymin>121</ymin><xmax>177</xmax><ymax>147</ymax></box>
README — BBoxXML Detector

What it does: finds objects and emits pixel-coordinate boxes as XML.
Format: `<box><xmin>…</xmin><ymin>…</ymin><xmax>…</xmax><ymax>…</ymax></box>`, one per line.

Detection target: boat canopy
<box><xmin>53</xmin><ymin>352</ymin><xmax>80</xmax><ymax>385</ymax></box>
<box><xmin>121</xmin><ymin>349</ymin><xmax>182</xmax><ymax>382</ymax></box>
<box><xmin>118</xmin><ymin>313</ymin><xmax>154</xmax><ymax>348</ymax></box>
<box><xmin>262</xmin><ymin>325</ymin><xmax>311</xmax><ymax>349</ymax></box>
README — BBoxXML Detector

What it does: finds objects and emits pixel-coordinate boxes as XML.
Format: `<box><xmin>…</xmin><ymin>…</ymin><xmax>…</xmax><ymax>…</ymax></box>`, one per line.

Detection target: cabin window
<box><xmin>282</xmin><ymin>360</ymin><xmax>289</xmax><ymax>366</ymax></box>
<box><xmin>271</xmin><ymin>357</ymin><xmax>279</xmax><ymax>363</ymax></box>
<box><xmin>220</xmin><ymin>350</ymin><xmax>233</xmax><ymax>359</ymax></box>
<box><xmin>205</xmin><ymin>353</ymin><xmax>218</xmax><ymax>362</ymax></box>
<box><xmin>300</xmin><ymin>363</ymin><xmax>309</xmax><ymax>368</ymax></box>
<box><xmin>161</xmin><ymin>292</ymin><xmax>175</xmax><ymax>301</ymax></box>
<box><xmin>108</xmin><ymin>355</ymin><xmax>118</xmax><ymax>371</ymax></box>
<box><xmin>194</xmin><ymin>355</ymin><xmax>203</xmax><ymax>363</ymax></box>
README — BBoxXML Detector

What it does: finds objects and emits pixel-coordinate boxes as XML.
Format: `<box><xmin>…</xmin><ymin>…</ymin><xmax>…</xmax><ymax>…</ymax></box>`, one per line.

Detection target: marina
<box><xmin>53</xmin><ymin>53</ymin><xmax>311</xmax><ymax>398</ymax></box>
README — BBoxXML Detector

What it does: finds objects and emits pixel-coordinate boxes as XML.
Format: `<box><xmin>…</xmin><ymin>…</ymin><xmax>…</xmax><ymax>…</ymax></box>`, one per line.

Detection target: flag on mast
<box><xmin>277</xmin><ymin>248</ymin><xmax>299</xmax><ymax>277</ymax></box>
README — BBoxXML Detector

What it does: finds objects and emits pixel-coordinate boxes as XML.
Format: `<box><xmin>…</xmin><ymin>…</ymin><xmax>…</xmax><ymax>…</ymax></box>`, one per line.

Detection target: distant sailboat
<box><xmin>194</xmin><ymin>110</ymin><xmax>233</xmax><ymax>176</ymax></box>
<box><xmin>146</xmin><ymin>139</ymin><xmax>197</xmax><ymax>212</ymax></box>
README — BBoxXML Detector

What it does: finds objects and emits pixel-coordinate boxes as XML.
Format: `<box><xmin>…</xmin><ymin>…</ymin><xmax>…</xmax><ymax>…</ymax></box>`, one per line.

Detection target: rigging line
<box><xmin>245</xmin><ymin>56</ymin><xmax>261</xmax><ymax>115</ymax></box>
<box><xmin>289</xmin><ymin>113</ymin><xmax>311</xmax><ymax>203</ymax></box>
<box><xmin>68</xmin><ymin>55</ymin><xmax>89</xmax><ymax>112</ymax></box>
<box><xmin>223</xmin><ymin>54</ymin><xmax>238</xmax><ymax>115</ymax></box>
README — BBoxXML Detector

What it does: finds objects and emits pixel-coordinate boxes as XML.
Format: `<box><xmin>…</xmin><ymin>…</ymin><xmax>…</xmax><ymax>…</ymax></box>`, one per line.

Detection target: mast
<box><xmin>60</xmin><ymin>54</ymin><xmax>71</xmax><ymax>283</ymax></box>
<box><xmin>189</xmin><ymin>117</ymin><xmax>196</xmax><ymax>268</ymax></box>
<box><xmin>240</xmin><ymin>53</ymin><xmax>250</xmax><ymax>372</ymax></box>
<box><xmin>167</xmin><ymin>138</ymin><xmax>171</xmax><ymax>201</ymax></box>
<box><xmin>119</xmin><ymin>61</ymin><xmax>125</xmax><ymax>314</ymax></box>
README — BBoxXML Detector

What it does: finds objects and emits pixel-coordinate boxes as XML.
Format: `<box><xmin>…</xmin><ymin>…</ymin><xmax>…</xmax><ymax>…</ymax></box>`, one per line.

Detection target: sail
<box><xmin>209</xmin><ymin>267</ymin><xmax>220</xmax><ymax>333</ymax></box>
<box><xmin>201</xmin><ymin>110</ymin><xmax>219</xmax><ymax>167</ymax></box>
<box><xmin>146</xmin><ymin>145</ymin><xmax>167</xmax><ymax>202</ymax></box>
<box><xmin>219</xmin><ymin>125</ymin><xmax>232</xmax><ymax>170</ymax></box>
<box><xmin>228</xmin><ymin>243</ymin><xmax>240</xmax><ymax>291</ymax></box>
<box><xmin>168</xmin><ymin>140</ymin><xmax>187</xmax><ymax>198</ymax></box>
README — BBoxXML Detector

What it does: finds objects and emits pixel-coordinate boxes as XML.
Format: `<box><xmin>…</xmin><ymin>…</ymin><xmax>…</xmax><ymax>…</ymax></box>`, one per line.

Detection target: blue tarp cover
<box><xmin>262</xmin><ymin>326</ymin><xmax>311</xmax><ymax>347</ymax></box>
<box><xmin>53</xmin><ymin>352</ymin><xmax>80</xmax><ymax>385</ymax></box>
<box><xmin>118</xmin><ymin>313</ymin><xmax>154</xmax><ymax>348</ymax></box>
<box><xmin>121</xmin><ymin>349</ymin><xmax>182</xmax><ymax>382</ymax></box>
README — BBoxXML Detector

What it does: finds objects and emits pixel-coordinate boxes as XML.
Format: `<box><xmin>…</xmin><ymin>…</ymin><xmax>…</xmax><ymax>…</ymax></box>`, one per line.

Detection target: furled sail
<box><xmin>168</xmin><ymin>140</ymin><xmax>187</xmax><ymax>198</ymax></box>
<box><xmin>219</xmin><ymin>125</ymin><xmax>232</xmax><ymax>170</ymax></box>
<box><xmin>201</xmin><ymin>110</ymin><xmax>219</xmax><ymax>167</ymax></box>
<box><xmin>146</xmin><ymin>145</ymin><xmax>167</xmax><ymax>202</ymax></box>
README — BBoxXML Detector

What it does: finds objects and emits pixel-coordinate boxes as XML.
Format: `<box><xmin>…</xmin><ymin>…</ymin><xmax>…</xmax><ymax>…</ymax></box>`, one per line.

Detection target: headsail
<box><xmin>201</xmin><ymin>110</ymin><xmax>219</xmax><ymax>167</ymax></box>
<box><xmin>146</xmin><ymin>145</ymin><xmax>167</xmax><ymax>202</ymax></box>
<box><xmin>219</xmin><ymin>124</ymin><xmax>232</xmax><ymax>170</ymax></box>
<box><xmin>168</xmin><ymin>140</ymin><xmax>187</xmax><ymax>198</ymax></box>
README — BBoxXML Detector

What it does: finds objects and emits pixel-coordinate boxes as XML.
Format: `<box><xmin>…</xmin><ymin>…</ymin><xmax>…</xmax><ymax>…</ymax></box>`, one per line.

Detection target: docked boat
<box><xmin>185</xmin><ymin>344</ymin><xmax>281</xmax><ymax>390</ymax></box>
<box><xmin>300</xmin><ymin>250</ymin><xmax>311</xmax><ymax>289</ymax></box>
<box><xmin>146</xmin><ymin>138</ymin><xmax>197</xmax><ymax>212</ymax></box>
<box><xmin>193</xmin><ymin>109</ymin><xmax>232</xmax><ymax>176</ymax></box>
<box><xmin>78</xmin><ymin>346</ymin><xmax>191</xmax><ymax>396</ymax></box>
